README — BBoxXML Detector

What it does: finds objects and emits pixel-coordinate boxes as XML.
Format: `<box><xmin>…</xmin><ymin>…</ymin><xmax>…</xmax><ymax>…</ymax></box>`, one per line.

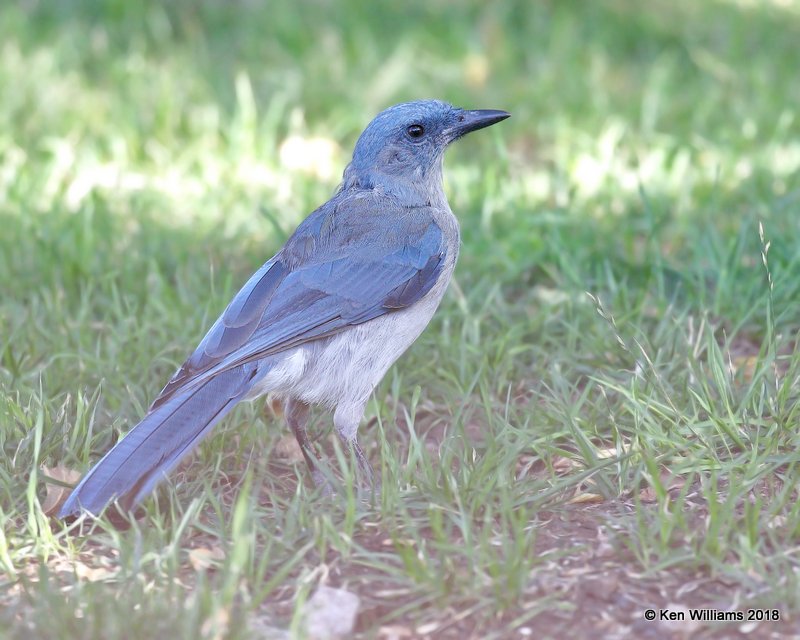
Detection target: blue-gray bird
<box><xmin>59</xmin><ymin>100</ymin><xmax>509</xmax><ymax>518</ymax></box>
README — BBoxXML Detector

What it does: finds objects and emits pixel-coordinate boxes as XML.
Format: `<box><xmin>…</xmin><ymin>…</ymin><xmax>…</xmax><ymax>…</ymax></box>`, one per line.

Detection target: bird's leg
<box><xmin>333</xmin><ymin>404</ymin><xmax>380</xmax><ymax>494</ymax></box>
<box><xmin>339</xmin><ymin>435</ymin><xmax>377</xmax><ymax>489</ymax></box>
<box><xmin>284</xmin><ymin>398</ymin><xmax>330</xmax><ymax>492</ymax></box>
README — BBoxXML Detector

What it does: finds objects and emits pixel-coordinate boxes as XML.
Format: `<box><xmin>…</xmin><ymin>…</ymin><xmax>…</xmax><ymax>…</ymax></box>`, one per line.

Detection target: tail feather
<box><xmin>59</xmin><ymin>366</ymin><xmax>257</xmax><ymax>517</ymax></box>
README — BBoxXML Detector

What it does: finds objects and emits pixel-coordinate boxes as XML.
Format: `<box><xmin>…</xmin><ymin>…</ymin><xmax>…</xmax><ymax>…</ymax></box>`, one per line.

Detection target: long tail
<box><xmin>59</xmin><ymin>366</ymin><xmax>258</xmax><ymax>518</ymax></box>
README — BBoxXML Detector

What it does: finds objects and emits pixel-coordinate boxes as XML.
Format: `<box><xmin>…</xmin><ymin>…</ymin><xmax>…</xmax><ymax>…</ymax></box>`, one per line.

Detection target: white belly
<box><xmin>246</xmin><ymin>261</ymin><xmax>452</xmax><ymax>410</ymax></box>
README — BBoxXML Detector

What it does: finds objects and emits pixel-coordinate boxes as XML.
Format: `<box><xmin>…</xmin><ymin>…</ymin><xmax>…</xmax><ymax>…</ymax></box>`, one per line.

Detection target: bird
<box><xmin>59</xmin><ymin>99</ymin><xmax>509</xmax><ymax>518</ymax></box>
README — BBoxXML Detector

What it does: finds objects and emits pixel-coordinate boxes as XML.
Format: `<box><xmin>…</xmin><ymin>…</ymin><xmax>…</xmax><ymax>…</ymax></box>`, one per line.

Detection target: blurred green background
<box><xmin>2</xmin><ymin>1</ymin><xmax>800</xmax><ymax>638</ymax></box>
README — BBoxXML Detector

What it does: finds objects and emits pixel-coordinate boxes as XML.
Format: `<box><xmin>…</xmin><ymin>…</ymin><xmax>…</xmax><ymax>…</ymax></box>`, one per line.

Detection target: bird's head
<box><xmin>342</xmin><ymin>100</ymin><xmax>509</xmax><ymax>199</ymax></box>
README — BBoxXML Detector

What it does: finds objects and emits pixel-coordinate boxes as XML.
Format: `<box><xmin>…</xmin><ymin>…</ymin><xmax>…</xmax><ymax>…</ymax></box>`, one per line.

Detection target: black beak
<box><xmin>447</xmin><ymin>108</ymin><xmax>510</xmax><ymax>140</ymax></box>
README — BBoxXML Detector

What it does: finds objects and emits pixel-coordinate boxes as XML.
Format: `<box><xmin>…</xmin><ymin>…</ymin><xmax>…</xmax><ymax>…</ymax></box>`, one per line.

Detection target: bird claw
<box><xmin>308</xmin><ymin>456</ymin><xmax>380</xmax><ymax>501</ymax></box>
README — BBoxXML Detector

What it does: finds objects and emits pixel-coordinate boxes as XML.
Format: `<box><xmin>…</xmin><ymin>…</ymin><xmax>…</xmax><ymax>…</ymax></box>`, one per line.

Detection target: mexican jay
<box><xmin>59</xmin><ymin>99</ymin><xmax>509</xmax><ymax>517</ymax></box>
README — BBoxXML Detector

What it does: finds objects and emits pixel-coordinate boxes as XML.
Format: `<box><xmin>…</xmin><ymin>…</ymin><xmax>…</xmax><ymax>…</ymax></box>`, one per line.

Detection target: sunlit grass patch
<box><xmin>2</xmin><ymin>0</ymin><xmax>800</xmax><ymax>637</ymax></box>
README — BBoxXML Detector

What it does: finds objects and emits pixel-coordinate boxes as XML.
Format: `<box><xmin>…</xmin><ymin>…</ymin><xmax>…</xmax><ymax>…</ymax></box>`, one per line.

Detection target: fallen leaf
<box><xmin>639</xmin><ymin>486</ymin><xmax>658</xmax><ymax>503</ymax></box>
<box><xmin>415</xmin><ymin>621</ymin><xmax>440</xmax><ymax>635</ymax></box>
<box><xmin>189</xmin><ymin>546</ymin><xmax>226</xmax><ymax>571</ymax></box>
<box><xmin>274</xmin><ymin>434</ymin><xmax>305</xmax><ymax>464</ymax></box>
<box><xmin>378</xmin><ymin>625</ymin><xmax>413</xmax><ymax>640</ymax></box>
<box><xmin>73</xmin><ymin>561</ymin><xmax>115</xmax><ymax>582</ymax></box>
<box><xmin>200</xmin><ymin>606</ymin><xmax>230</xmax><ymax>640</ymax></box>
<box><xmin>567</xmin><ymin>492</ymin><xmax>605</xmax><ymax>505</ymax></box>
<box><xmin>41</xmin><ymin>465</ymin><xmax>82</xmax><ymax>516</ymax></box>
<box><xmin>595</xmin><ymin>447</ymin><xmax>624</xmax><ymax>459</ymax></box>
<box><xmin>639</xmin><ymin>469</ymin><xmax>686</xmax><ymax>503</ymax></box>
<box><xmin>552</xmin><ymin>456</ymin><xmax>579</xmax><ymax>473</ymax></box>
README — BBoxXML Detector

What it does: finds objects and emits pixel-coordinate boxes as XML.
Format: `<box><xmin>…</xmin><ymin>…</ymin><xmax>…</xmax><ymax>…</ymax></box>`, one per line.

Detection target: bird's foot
<box><xmin>307</xmin><ymin>454</ymin><xmax>380</xmax><ymax>501</ymax></box>
<box><xmin>310</xmin><ymin>467</ymin><xmax>336</xmax><ymax>497</ymax></box>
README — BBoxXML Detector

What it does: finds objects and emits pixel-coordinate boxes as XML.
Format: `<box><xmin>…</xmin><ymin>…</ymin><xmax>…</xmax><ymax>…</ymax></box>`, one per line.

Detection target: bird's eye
<box><xmin>407</xmin><ymin>124</ymin><xmax>425</xmax><ymax>139</ymax></box>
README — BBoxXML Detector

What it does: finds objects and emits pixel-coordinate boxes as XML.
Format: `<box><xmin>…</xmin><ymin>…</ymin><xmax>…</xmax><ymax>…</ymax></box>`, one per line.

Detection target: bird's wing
<box><xmin>152</xmin><ymin>199</ymin><xmax>446</xmax><ymax>408</ymax></box>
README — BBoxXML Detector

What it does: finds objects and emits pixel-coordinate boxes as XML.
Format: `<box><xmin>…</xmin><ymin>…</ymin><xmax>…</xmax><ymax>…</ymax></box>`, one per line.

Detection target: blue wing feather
<box><xmin>222</xmin><ymin>260</ymin><xmax>287</xmax><ymax>328</ymax></box>
<box><xmin>151</xmin><ymin>196</ymin><xmax>447</xmax><ymax>408</ymax></box>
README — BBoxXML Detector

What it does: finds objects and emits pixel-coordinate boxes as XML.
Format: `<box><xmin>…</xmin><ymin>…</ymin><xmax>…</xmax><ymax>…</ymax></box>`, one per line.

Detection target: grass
<box><xmin>2</xmin><ymin>0</ymin><xmax>800</xmax><ymax>637</ymax></box>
